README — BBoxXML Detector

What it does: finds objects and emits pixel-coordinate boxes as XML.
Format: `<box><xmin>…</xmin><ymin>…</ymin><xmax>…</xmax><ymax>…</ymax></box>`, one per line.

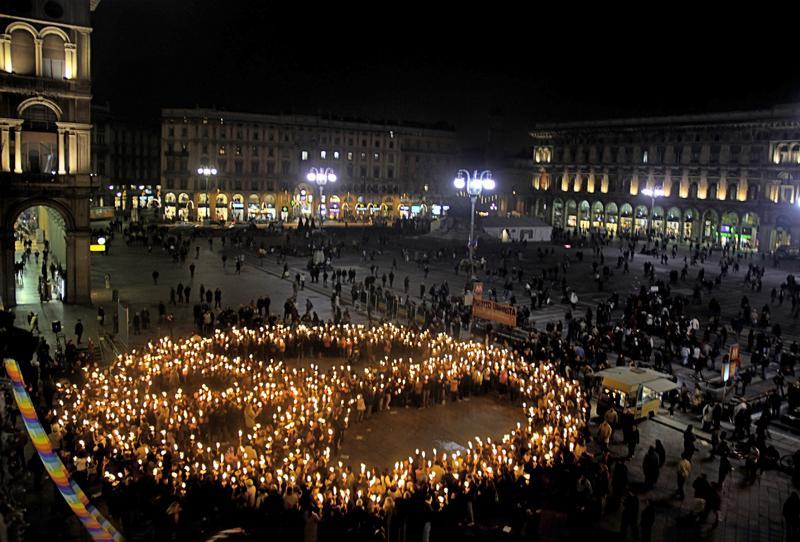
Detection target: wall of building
<box><xmin>159</xmin><ymin>109</ymin><xmax>458</xmax><ymax>222</ymax></box>
<box><xmin>522</xmin><ymin>105</ymin><xmax>800</xmax><ymax>252</ymax></box>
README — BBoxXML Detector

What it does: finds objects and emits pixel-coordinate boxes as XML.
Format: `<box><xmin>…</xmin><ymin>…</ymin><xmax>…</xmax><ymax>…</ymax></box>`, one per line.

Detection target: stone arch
<box><xmin>702</xmin><ymin>209</ymin><xmax>720</xmax><ymax>243</ymax></box>
<box><xmin>565</xmin><ymin>200</ymin><xmax>578</xmax><ymax>229</ymax></box>
<box><xmin>17</xmin><ymin>97</ymin><xmax>63</xmax><ymax>120</ymax></box>
<box><xmin>552</xmin><ymin>198</ymin><xmax>564</xmax><ymax>227</ymax></box>
<box><xmin>38</xmin><ymin>26</ymin><xmax>71</xmax><ymax>43</ymax></box>
<box><xmin>8</xmin><ymin>23</ymin><xmax>36</xmax><ymax>75</ymax></box>
<box><xmin>591</xmin><ymin>201</ymin><xmax>604</xmax><ymax>228</ymax></box>
<box><xmin>3</xmin><ymin>198</ymin><xmax>86</xmax><ymax>306</ymax></box>
<box><xmin>5</xmin><ymin>197</ymin><xmax>76</xmax><ymax>232</ymax></box>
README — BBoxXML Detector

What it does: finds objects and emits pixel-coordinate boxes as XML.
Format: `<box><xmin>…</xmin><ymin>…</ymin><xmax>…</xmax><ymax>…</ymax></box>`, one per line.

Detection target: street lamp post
<box><xmin>453</xmin><ymin>169</ymin><xmax>495</xmax><ymax>275</ymax></box>
<box><xmin>306</xmin><ymin>167</ymin><xmax>337</xmax><ymax>223</ymax></box>
<box><xmin>640</xmin><ymin>186</ymin><xmax>664</xmax><ymax>236</ymax></box>
<box><xmin>197</xmin><ymin>166</ymin><xmax>217</xmax><ymax>223</ymax></box>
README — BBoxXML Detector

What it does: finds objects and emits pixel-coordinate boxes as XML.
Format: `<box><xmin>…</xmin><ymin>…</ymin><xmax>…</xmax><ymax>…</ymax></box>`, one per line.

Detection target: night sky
<box><xmin>92</xmin><ymin>3</ymin><xmax>800</xmax><ymax>150</ymax></box>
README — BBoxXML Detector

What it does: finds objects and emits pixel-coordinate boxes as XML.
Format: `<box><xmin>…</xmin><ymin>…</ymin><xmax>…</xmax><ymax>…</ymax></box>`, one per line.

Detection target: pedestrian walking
<box><xmin>74</xmin><ymin>319</ymin><xmax>84</xmax><ymax>344</ymax></box>
<box><xmin>677</xmin><ymin>454</ymin><xmax>692</xmax><ymax>500</ymax></box>
<box><xmin>152</xmin><ymin>270</ymin><xmax>159</xmax><ymax>285</ymax></box>
<box><xmin>189</xmin><ymin>263</ymin><xmax>196</xmax><ymax>278</ymax></box>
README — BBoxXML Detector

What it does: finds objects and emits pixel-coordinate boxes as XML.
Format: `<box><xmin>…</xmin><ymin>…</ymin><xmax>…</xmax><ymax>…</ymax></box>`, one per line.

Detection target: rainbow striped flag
<box><xmin>4</xmin><ymin>359</ymin><xmax>123</xmax><ymax>541</ymax></box>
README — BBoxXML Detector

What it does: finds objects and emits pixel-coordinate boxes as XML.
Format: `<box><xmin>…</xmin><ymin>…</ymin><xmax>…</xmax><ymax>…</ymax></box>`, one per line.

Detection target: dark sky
<box><xmin>92</xmin><ymin>3</ymin><xmax>800</xmax><ymax>150</ymax></box>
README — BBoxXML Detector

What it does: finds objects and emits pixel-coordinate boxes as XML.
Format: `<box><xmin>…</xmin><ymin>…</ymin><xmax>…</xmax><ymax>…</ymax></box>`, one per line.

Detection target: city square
<box><xmin>0</xmin><ymin>3</ymin><xmax>800</xmax><ymax>542</ymax></box>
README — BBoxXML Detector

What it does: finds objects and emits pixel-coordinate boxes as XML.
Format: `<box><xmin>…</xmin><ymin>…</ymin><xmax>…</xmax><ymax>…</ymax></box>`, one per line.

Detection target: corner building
<box><xmin>527</xmin><ymin>105</ymin><xmax>800</xmax><ymax>251</ymax></box>
<box><xmin>160</xmin><ymin>109</ymin><xmax>458</xmax><ymax>223</ymax></box>
<box><xmin>0</xmin><ymin>0</ymin><xmax>98</xmax><ymax>306</ymax></box>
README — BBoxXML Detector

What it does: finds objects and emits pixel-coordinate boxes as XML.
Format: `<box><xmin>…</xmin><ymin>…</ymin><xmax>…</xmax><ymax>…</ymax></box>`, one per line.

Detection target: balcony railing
<box><xmin>0</xmin><ymin>72</ymin><xmax>91</xmax><ymax>97</ymax></box>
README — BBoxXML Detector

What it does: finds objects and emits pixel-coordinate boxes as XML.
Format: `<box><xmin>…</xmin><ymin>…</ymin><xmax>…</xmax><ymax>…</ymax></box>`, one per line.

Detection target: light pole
<box><xmin>197</xmin><ymin>166</ymin><xmax>217</xmax><ymax>223</ymax></box>
<box><xmin>306</xmin><ymin>167</ymin><xmax>337</xmax><ymax>223</ymax></box>
<box><xmin>453</xmin><ymin>169</ymin><xmax>495</xmax><ymax>275</ymax></box>
<box><xmin>640</xmin><ymin>186</ymin><xmax>664</xmax><ymax>236</ymax></box>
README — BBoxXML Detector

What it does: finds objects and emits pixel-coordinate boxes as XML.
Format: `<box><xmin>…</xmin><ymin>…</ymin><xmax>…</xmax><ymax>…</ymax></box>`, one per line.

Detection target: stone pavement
<box><xmin>8</xmin><ymin>225</ymin><xmax>800</xmax><ymax>540</ymax></box>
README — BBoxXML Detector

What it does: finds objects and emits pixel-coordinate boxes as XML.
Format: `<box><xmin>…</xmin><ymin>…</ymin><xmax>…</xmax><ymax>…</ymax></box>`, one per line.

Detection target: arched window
<box><xmin>10</xmin><ymin>28</ymin><xmax>35</xmax><ymax>75</ymax></box>
<box><xmin>21</xmin><ymin>104</ymin><xmax>58</xmax><ymax>132</ymax></box>
<box><xmin>41</xmin><ymin>34</ymin><xmax>66</xmax><ymax>79</ymax></box>
<box><xmin>708</xmin><ymin>183</ymin><xmax>717</xmax><ymax>200</ymax></box>
<box><xmin>727</xmin><ymin>185</ymin><xmax>738</xmax><ymax>201</ymax></box>
<box><xmin>689</xmin><ymin>183</ymin><xmax>699</xmax><ymax>199</ymax></box>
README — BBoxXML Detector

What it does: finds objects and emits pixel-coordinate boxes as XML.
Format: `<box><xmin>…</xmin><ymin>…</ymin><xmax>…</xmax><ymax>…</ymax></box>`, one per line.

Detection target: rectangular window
<box><xmin>267</xmin><ymin>161</ymin><xmax>275</xmax><ymax>174</ymax></box>
<box><xmin>373</xmin><ymin>152</ymin><xmax>380</xmax><ymax>160</ymax></box>
<box><xmin>320</xmin><ymin>150</ymin><xmax>327</xmax><ymax>159</ymax></box>
<box><xmin>219</xmin><ymin>145</ymin><xmax>226</xmax><ymax>156</ymax></box>
<box><xmin>347</xmin><ymin>163</ymin><xmax>353</xmax><ymax>177</ymax></box>
<box><xmin>387</xmin><ymin>166</ymin><xmax>394</xmax><ymax>178</ymax></box>
<box><xmin>281</xmin><ymin>161</ymin><xmax>290</xmax><ymax>175</ymax></box>
<box><xmin>333</xmin><ymin>151</ymin><xmax>340</xmax><ymax>159</ymax></box>
<box><xmin>373</xmin><ymin>166</ymin><xmax>380</xmax><ymax>178</ymax></box>
<box><xmin>268</xmin><ymin>147</ymin><xmax>275</xmax><ymax>157</ymax></box>
<box><xmin>235</xmin><ymin>145</ymin><xmax>242</xmax><ymax>156</ymax></box>
<box><xmin>251</xmin><ymin>160</ymin><xmax>259</xmax><ymax>173</ymax></box>
<box><xmin>202</xmin><ymin>143</ymin><xmax>208</xmax><ymax>154</ymax></box>
<box><xmin>168</xmin><ymin>127</ymin><xmax>175</xmax><ymax>137</ymax></box>
<box><xmin>360</xmin><ymin>152</ymin><xmax>367</xmax><ymax>160</ymax></box>
<box><xmin>359</xmin><ymin>165</ymin><xmax>367</xmax><ymax>177</ymax></box>
<box><xmin>181</xmin><ymin>127</ymin><xmax>188</xmax><ymax>137</ymax></box>
<box><xmin>347</xmin><ymin>152</ymin><xmax>353</xmax><ymax>161</ymax></box>
<box><xmin>301</xmin><ymin>150</ymin><xmax>308</xmax><ymax>160</ymax></box>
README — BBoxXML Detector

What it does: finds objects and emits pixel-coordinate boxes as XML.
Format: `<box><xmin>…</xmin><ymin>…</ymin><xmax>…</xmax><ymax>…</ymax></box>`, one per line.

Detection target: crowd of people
<box><xmin>39</xmin><ymin>324</ymin><xmax>585</xmax><ymax>540</ymax></box>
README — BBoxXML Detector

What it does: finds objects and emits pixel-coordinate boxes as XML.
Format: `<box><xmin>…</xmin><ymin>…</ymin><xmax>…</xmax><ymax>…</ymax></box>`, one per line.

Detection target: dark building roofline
<box><xmin>162</xmin><ymin>107</ymin><xmax>456</xmax><ymax>134</ymax></box>
<box><xmin>529</xmin><ymin>103</ymin><xmax>800</xmax><ymax>134</ymax></box>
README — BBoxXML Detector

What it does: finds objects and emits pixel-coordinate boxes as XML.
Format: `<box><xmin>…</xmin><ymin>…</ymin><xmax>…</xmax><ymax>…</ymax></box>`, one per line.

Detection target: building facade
<box><xmin>160</xmin><ymin>108</ymin><xmax>458</xmax><ymax>223</ymax></box>
<box><xmin>91</xmin><ymin>104</ymin><xmax>160</xmax><ymax>219</ymax></box>
<box><xmin>0</xmin><ymin>0</ymin><xmax>98</xmax><ymax>306</ymax></box>
<box><xmin>523</xmin><ymin>105</ymin><xmax>800</xmax><ymax>252</ymax></box>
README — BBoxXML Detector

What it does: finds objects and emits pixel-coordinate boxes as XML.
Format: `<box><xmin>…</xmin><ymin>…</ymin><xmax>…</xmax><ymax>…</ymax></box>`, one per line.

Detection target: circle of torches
<box><xmin>52</xmin><ymin>324</ymin><xmax>586</xmax><ymax>510</ymax></box>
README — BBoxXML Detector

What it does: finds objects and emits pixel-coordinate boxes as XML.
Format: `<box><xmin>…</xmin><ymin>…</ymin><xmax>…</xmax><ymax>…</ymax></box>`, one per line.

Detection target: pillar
<box><xmin>65</xmin><ymin>230</ymin><xmax>91</xmax><ymax>304</ymax></box>
<box><xmin>0</xmin><ymin>34</ymin><xmax>10</xmax><ymax>72</ymax></box>
<box><xmin>13</xmin><ymin>126</ymin><xmax>22</xmax><ymax>173</ymax></box>
<box><xmin>57</xmin><ymin>129</ymin><xmax>66</xmax><ymax>174</ymax></box>
<box><xmin>757</xmin><ymin>223</ymin><xmax>771</xmax><ymax>253</ymax></box>
<box><xmin>0</xmin><ymin>127</ymin><xmax>9</xmax><ymax>172</ymax></box>
<box><xmin>64</xmin><ymin>43</ymin><xmax>76</xmax><ymax>79</ymax></box>
<box><xmin>0</xmin><ymin>230</ymin><xmax>15</xmax><ymax>308</ymax></box>
<box><xmin>68</xmin><ymin>132</ymin><xmax>77</xmax><ymax>172</ymax></box>
<box><xmin>34</xmin><ymin>37</ymin><xmax>42</xmax><ymax>76</ymax></box>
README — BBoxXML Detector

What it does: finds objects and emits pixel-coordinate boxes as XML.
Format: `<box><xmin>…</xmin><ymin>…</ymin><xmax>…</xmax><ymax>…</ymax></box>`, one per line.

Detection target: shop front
<box><xmin>328</xmin><ymin>195</ymin><xmax>341</xmax><ymax>220</ymax></box>
<box><xmin>293</xmin><ymin>186</ymin><xmax>313</xmax><ymax>217</ymax></box>
<box><xmin>248</xmin><ymin>195</ymin><xmax>261</xmax><ymax>221</ymax></box>
<box><xmin>164</xmin><ymin>193</ymin><xmax>177</xmax><ymax>220</ymax></box>
<box><xmin>634</xmin><ymin>205</ymin><xmax>649</xmax><ymax>234</ymax></box>
<box><xmin>231</xmin><ymin>194</ymin><xmax>245</xmax><ymax>222</ymax></box>
<box><xmin>215</xmin><ymin>194</ymin><xmax>228</xmax><ymax>221</ymax></box>
<box><xmin>619</xmin><ymin>203</ymin><xmax>633</xmax><ymax>234</ymax></box>
<box><xmin>604</xmin><ymin>202</ymin><xmax>618</xmax><ymax>235</ymax></box>
<box><xmin>666</xmin><ymin>207</ymin><xmax>681</xmax><ymax>238</ymax></box>
<box><xmin>177</xmin><ymin>193</ymin><xmax>192</xmax><ymax>221</ymax></box>
<box><xmin>198</xmin><ymin>194</ymin><xmax>210</xmax><ymax>221</ymax></box>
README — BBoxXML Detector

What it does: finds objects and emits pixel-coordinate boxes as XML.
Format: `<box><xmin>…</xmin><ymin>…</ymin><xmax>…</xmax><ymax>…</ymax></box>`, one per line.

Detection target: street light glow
<box><xmin>453</xmin><ymin>177</ymin><xmax>466</xmax><ymax>190</ymax></box>
<box><xmin>641</xmin><ymin>187</ymin><xmax>665</xmax><ymax>197</ymax></box>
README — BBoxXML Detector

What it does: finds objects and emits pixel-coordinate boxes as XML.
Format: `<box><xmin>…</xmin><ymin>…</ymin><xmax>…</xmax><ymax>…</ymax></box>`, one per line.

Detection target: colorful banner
<box><xmin>4</xmin><ymin>359</ymin><xmax>123</xmax><ymax>542</ymax></box>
